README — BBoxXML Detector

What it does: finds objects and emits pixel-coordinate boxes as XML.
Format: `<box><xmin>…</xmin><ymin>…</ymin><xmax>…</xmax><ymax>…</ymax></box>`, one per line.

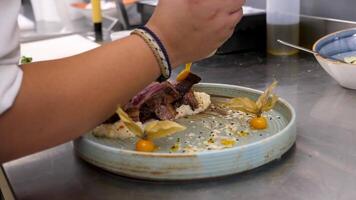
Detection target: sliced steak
<box><xmin>102</xmin><ymin>72</ymin><xmax>202</xmax><ymax>124</ymax></box>
<box><xmin>125</xmin><ymin>81</ymin><xmax>180</xmax><ymax>122</ymax></box>
<box><xmin>182</xmin><ymin>90</ymin><xmax>199</xmax><ymax>109</ymax></box>
<box><xmin>154</xmin><ymin>104</ymin><xmax>177</xmax><ymax>120</ymax></box>
<box><xmin>173</xmin><ymin>73</ymin><xmax>201</xmax><ymax>110</ymax></box>
<box><xmin>174</xmin><ymin>73</ymin><xmax>201</xmax><ymax>97</ymax></box>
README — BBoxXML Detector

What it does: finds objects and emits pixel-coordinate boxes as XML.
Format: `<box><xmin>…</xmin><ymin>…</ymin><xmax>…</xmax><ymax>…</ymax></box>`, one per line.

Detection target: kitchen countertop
<box><xmin>2</xmin><ymin>52</ymin><xmax>356</xmax><ymax>200</ymax></box>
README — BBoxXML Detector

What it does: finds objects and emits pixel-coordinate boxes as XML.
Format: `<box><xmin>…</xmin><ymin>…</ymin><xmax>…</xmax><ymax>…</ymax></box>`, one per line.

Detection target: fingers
<box><xmin>229</xmin><ymin>8</ymin><xmax>243</xmax><ymax>29</ymax></box>
<box><xmin>225</xmin><ymin>0</ymin><xmax>245</xmax><ymax>14</ymax></box>
<box><xmin>216</xmin><ymin>7</ymin><xmax>243</xmax><ymax>43</ymax></box>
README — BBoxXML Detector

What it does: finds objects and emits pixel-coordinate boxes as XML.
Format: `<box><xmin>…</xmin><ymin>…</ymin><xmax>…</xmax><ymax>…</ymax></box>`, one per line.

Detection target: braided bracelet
<box><xmin>131</xmin><ymin>27</ymin><xmax>172</xmax><ymax>82</ymax></box>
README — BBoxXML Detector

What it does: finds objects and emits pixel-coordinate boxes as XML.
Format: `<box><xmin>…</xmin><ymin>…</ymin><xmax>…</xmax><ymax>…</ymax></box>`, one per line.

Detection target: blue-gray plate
<box><xmin>74</xmin><ymin>83</ymin><xmax>296</xmax><ymax>180</ymax></box>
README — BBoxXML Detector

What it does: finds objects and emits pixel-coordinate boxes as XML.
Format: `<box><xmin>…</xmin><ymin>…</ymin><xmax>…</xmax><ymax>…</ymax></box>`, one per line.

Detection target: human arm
<box><xmin>0</xmin><ymin>0</ymin><xmax>244</xmax><ymax>163</ymax></box>
<box><xmin>0</xmin><ymin>35</ymin><xmax>161</xmax><ymax>162</ymax></box>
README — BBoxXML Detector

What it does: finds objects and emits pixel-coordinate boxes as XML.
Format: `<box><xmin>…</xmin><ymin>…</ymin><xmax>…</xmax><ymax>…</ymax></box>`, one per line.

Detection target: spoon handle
<box><xmin>277</xmin><ymin>40</ymin><xmax>317</xmax><ymax>55</ymax></box>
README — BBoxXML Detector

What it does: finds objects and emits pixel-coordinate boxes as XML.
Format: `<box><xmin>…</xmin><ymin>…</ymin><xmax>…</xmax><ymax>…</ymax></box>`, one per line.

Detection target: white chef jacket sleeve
<box><xmin>0</xmin><ymin>0</ymin><xmax>23</xmax><ymax>115</ymax></box>
<box><xmin>0</xmin><ymin>66</ymin><xmax>23</xmax><ymax>114</ymax></box>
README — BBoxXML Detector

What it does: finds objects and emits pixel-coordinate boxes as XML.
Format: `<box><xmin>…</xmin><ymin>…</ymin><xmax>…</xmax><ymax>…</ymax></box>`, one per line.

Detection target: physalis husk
<box><xmin>222</xmin><ymin>81</ymin><xmax>279</xmax><ymax>130</ymax></box>
<box><xmin>223</xmin><ymin>80</ymin><xmax>278</xmax><ymax>117</ymax></box>
<box><xmin>116</xmin><ymin>106</ymin><xmax>186</xmax><ymax>152</ymax></box>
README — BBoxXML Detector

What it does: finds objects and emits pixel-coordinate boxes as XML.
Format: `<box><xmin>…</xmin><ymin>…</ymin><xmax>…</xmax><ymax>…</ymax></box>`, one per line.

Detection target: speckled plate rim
<box><xmin>79</xmin><ymin>83</ymin><xmax>296</xmax><ymax>157</ymax></box>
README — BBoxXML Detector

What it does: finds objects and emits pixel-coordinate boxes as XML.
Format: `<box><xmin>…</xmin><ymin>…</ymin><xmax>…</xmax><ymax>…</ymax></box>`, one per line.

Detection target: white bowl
<box><xmin>313</xmin><ymin>28</ymin><xmax>356</xmax><ymax>89</ymax></box>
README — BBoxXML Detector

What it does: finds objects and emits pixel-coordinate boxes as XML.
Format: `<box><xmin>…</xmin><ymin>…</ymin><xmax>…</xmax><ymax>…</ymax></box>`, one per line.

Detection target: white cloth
<box><xmin>0</xmin><ymin>0</ymin><xmax>23</xmax><ymax>115</ymax></box>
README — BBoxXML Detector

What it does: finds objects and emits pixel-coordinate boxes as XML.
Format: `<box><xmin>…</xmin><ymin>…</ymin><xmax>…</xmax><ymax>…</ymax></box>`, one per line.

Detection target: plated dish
<box><xmin>75</xmin><ymin>69</ymin><xmax>296</xmax><ymax>180</ymax></box>
<box><xmin>91</xmin><ymin>69</ymin><xmax>279</xmax><ymax>153</ymax></box>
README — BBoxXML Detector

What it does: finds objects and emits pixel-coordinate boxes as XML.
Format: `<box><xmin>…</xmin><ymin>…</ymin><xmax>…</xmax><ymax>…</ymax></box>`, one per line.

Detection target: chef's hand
<box><xmin>147</xmin><ymin>0</ymin><xmax>244</xmax><ymax>67</ymax></box>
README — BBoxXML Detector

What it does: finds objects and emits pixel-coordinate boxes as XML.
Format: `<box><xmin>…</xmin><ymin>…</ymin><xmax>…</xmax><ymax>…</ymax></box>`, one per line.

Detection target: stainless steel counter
<box><xmin>2</xmin><ymin>52</ymin><xmax>356</xmax><ymax>200</ymax></box>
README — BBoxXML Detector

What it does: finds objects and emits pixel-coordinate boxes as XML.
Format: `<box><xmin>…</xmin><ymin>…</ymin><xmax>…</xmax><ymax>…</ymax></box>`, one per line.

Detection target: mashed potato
<box><xmin>93</xmin><ymin>91</ymin><xmax>211</xmax><ymax>139</ymax></box>
<box><xmin>92</xmin><ymin>120</ymin><xmax>141</xmax><ymax>139</ymax></box>
<box><xmin>175</xmin><ymin>92</ymin><xmax>211</xmax><ymax>119</ymax></box>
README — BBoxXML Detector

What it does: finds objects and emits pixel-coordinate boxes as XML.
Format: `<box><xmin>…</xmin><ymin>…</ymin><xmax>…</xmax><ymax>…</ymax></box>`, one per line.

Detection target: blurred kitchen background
<box><xmin>19</xmin><ymin>0</ymin><xmax>356</xmax><ymax>51</ymax></box>
<box><xmin>247</xmin><ymin>0</ymin><xmax>356</xmax><ymax>21</ymax></box>
<box><xmin>20</xmin><ymin>0</ymin><xmax>142</xmax><ymax>42</ymax></box>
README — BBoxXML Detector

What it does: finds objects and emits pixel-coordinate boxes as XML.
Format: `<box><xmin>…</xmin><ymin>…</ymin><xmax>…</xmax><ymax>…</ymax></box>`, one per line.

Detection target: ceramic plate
<box><xmin>74</xmin><ymin>83</ymin><xmax>296</xmax><ymax>180</ymax></box>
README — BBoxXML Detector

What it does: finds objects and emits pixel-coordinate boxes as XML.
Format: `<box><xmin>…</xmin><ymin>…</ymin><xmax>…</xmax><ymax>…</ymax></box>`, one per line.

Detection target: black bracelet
<box><xmin>140</xmin><ymin>26</ymin><xmax>172</xmax><ymax>82</ymax></box>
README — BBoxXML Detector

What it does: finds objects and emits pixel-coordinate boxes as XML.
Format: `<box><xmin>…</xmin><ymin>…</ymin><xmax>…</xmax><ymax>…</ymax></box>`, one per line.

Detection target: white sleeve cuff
<box><xmin>0</xmin><ymin>65</ymin><xmax>23</xmax><ymax>115</ymax></box>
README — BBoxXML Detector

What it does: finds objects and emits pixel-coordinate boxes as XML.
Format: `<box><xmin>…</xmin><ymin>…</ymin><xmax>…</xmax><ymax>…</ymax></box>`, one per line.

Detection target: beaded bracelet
<box><xmin>131</xmin><ymin>27</ymin><xmax>172</xmax><ymax>82</ymax></box>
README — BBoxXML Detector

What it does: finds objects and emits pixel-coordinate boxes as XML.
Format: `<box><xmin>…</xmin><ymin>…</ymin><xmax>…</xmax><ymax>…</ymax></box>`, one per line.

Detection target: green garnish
<box><xmin>20</xmin><ymin>56</ymin><xmax>33</xmax><ymax>64</ymax></box>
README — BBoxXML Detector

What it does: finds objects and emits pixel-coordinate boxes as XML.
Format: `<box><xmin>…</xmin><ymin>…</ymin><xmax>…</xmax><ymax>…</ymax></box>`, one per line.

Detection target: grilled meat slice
<box><xmin>174</xmin><ymin>73</ymin><xmax>201</xmax><ymax>98</ymax></box>
<box><xmin>125</xmin><ymin>81</ymin><xmax>180</xmax><ymax>122</ymax></box>
<box><xmin>102</xmin><ymin>72</ymin><xmax>202</xmax><ymax>124</ymax></box>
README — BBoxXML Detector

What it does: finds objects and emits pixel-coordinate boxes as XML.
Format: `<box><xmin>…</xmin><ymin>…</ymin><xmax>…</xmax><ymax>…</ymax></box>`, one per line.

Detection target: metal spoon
<box><xmin>277</xmin><ymin>39</ymin><xmax>347</xmax><ymax>63</ymax></box>
<box><xmin>277</xmin><ymin>40</ymin><xmax>317</xmax><ymax>55</ymax></box>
